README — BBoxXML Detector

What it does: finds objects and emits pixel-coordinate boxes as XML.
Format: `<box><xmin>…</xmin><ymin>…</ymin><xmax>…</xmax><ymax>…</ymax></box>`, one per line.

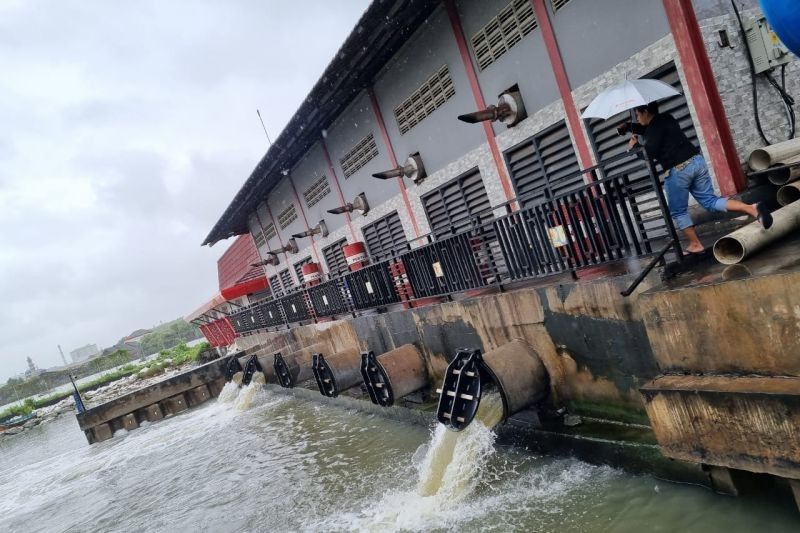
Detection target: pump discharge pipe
<box><xmin>713</xmin><ymin>200</ymin><xmax>800</xmax><ymax>264</ymax></box>
<box><xmin>436</xmin><ymin>340</ymin><xmax>549</xmax><ymax>431</ymax></box>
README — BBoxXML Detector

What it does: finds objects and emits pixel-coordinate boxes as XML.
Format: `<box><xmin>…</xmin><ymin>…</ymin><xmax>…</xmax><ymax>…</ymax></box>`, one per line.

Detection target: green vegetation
<box><xmin>140</xmin><ymin>319</ymin><xmax>202</xmax><ymax>356</ymax></box>
<box><xmin>0</xmin><ymin>342</ymin><xmax>210</xmax><ymax>422</ymax></box>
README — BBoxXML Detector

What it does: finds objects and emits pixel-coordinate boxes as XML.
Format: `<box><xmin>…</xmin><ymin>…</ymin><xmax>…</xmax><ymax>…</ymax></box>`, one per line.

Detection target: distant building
<box><xmin>123</xmin><ymin>329</ymin><xmax>151</xmax><ymax>344</ymax></box>
<box><xmin>70</xmin><ymin>344</ymin><xmax>100</xmax><ymax>363</ymax></box>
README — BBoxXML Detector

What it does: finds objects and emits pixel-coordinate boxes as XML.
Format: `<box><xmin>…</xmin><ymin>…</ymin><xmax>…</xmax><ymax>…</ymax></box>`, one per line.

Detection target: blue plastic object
<box><xmin>761</xmin><ymin>0</ymin><xmax>800</xmax><ymax>57</ymax></box>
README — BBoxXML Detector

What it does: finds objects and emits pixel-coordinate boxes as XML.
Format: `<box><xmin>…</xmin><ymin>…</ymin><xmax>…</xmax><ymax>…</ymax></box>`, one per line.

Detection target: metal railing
<box><xmin>229</xmin><ymin>149</ymin><xmax>681</xmax><ymax>335</ymax></box>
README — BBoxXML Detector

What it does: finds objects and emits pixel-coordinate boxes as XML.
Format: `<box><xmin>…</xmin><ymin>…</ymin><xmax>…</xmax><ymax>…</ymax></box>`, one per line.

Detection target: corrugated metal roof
<box><xmin>202</xmin><ymin>0</ymin><xmax>440</xmax><ymax>246</ymax></box>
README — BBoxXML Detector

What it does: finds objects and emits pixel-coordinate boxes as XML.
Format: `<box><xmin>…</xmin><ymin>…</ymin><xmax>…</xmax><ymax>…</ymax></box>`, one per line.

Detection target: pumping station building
<box><xmin>187</xmin><ymin>0</ymin><xmax>800</xmax><ymax>507</ymax></box>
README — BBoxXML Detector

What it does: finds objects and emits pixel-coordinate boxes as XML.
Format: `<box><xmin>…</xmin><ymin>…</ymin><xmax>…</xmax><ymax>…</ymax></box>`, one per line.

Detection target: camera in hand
<box><xmin>616</xmin><ymin>122</ymin><xmax>631</xmax><ymax>136</ymax></box>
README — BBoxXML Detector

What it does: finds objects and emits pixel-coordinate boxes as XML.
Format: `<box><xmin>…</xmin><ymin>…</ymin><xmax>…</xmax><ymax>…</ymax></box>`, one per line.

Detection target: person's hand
<box><xmin>627</xmin><ymin>135</ymin><xmax>639</xmax><ymax>150</ymax></box>
<box><xmin>616</xmin><ymin>122</ymin><xmax>631</xmax><ymax>136</ymax></box>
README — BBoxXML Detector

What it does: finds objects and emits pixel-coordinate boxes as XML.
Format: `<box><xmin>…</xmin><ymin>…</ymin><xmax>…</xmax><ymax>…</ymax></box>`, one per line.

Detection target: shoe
<box><xmin>756</xmin><ymin>202</ymin><xmax>773</xmax><ymax>230</ymax></box>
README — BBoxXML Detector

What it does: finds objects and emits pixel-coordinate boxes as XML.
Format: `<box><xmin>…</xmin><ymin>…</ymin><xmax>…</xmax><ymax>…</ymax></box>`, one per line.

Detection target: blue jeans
<box><xmin>664</xmin><ymin>155</ymin><xmax>728</xmax><ymax>230</ymax></box>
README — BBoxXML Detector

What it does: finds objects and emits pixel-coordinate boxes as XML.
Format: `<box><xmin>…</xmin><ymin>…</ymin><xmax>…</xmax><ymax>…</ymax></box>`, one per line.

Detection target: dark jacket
<box><xmin>629</xmin><ymin>113</ymin><xmax>698</xmax><ymax>171</ymax></box>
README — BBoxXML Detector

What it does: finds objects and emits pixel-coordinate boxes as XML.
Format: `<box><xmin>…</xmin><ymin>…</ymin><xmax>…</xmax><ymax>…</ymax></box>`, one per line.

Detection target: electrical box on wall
<box><xmin>743</xmin><ymin>16</ymin><xmax>791</xmax><ymax>74</ymax></box>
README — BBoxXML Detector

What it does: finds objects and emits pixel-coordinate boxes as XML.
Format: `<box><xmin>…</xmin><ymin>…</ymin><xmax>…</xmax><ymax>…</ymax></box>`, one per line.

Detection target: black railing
<box><xmin>228</xmin><ymin>150</ymin><xmax>681</xmax><ymax>333</ymax></box>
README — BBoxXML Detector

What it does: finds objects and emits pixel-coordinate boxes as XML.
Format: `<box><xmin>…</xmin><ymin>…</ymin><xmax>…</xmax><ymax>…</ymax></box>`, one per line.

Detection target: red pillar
<box><xmin>367</xmin><ymin>87</ymin><xmax>422</xmax><ymax>238</ymax></box>
<box><xmin>286</xmin><ymin>176</ymin><xmax>321</xmax><ymax>264</ymax></box>
<box><xmin>320</xmin><ymin>138</ymin><xmax>358</xmax><ymax>242</ymax></box>
<box><xmin>530</xmin><ymin>0</ymin><xmax>594</xmax><ymax>172</ymax></box>
<box><xmin>444</xmin><ymin>0</ymin><xmax>517</xmax><ymax>206</ymax></box>
<box><xmin>662</xmin><ymin>0</ymin><xmax>745</xmax><ymax>195</ymax></box>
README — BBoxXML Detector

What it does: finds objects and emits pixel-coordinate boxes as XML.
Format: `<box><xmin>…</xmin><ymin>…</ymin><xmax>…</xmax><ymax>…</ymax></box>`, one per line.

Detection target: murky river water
<box><xmin>1</xmin><ymin>384</ymin><xmax>798</xmax><ymax>532</ymax></box>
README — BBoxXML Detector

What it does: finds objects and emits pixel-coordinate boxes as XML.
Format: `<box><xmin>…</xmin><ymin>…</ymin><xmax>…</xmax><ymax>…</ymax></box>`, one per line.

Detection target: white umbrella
<box><xmin>581</xmin><ymin>79</ymin><xmax>681</xmax><ymax>120</ymax></box>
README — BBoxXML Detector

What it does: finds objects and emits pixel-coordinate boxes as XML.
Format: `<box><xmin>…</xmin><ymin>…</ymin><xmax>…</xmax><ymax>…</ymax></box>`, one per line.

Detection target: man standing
<box><xmin>619</xmin><ymin>102</ymin><xmax>772</xmax><ymax>254</ymax></box>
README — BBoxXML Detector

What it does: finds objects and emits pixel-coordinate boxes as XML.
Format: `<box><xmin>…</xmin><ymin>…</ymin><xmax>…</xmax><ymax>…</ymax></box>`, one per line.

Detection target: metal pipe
<box><xmin>748</xmin><ymin>138</ymin><xmax>800</xmax><ymax>171</ymax></box>
<box><xmin>778</xmin><ymin>182</ymin><xmax>800</xmax><ymax>206</ymax></box>
<box><xmin>361</xmin><ymin>344</ymin><xmax>428</xmax><ymax>407</ymax></box>
<box><xmin>273</xmin><ymin>342</ymin><xmax>328</xmax><ymax>388</ymax></box>
<box><xmin>311</xmin><ymin>347</ymin><xmax>362</xmax><ymax>398</ymax></box>
<box><xmin>766</xmin><ymin>156</ymin><xmax>800</xmax><ymax>185</ymax></box>
<box><xmin>713</xmin><ymin>201</ymin><xmax>800</xmax><ymax>264</ymax></box>
<box><xmin>436</xmin><ymin>340</ymin><xmax>548</xmax><ymax>431</ymax></box>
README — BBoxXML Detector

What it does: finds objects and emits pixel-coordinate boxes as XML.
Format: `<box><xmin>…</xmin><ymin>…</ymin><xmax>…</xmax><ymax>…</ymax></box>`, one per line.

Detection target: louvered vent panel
<box><xmin>471</xmin><ymin>0</ymin><xmax>537</xmax><ymax>71</ymax></box>
<box><xmin>422</xmin><ymin>169</ymin><xmax>492</xmax><ymax>239</ymax></box>
<box><xmin>253</xmin><ymin>230</ymin><xmax>266</xmax><ymax>248</ymax></box>
<box><xmin>340</xmin><ymin>133</ymin><xmax>379</xmax><ymax>178</ymax></box>
<box><xmin>504</xmin><ymin>121</ymin><xmax>581</xmax><ymax>208</ymax></box>
<box><xmin>322</xmin><ymin>238</ymin><xmax>349</xmax><ymax>277</ymax></box>
<box><xmin>269</xmin><ymin>274</ymin><xmax>284</xmax><ymax>298</ymax></box>
<box><xmin>303</xmin><ymin>175</ymin><xmax>331</xmax><ymax>208</ymax></box>
<box><xmin>551</xmin><ymin>0</ymin><xmax>572</xmax><ymax>12</ymax></box>
<box><xmin>279</xmin><ymin>269</ymin><xmax>294</xmax><ymax>292</ymax></box>
<box><xmin>362</xmin><ymin>211</ymin><xmax>409</xmax><ymax>262</ymax></box>
<box><xmin>394</xmin><ymin>65</ymin><xmax>456</xmax><ymax>135</ymax></box>
<box><xmin>262</xmin><ymin>223</ymin><xmax>277</xmax><ymax>241</ymax></box>
<box><xmin>294</xmin><ymin>256</ymin><xmax>312</xmax><ymax>282</ymax></box>
<box><xmin>277</xmin><ymin>205</ymin><xmax>297</xmax><ymax>229</ymax></box>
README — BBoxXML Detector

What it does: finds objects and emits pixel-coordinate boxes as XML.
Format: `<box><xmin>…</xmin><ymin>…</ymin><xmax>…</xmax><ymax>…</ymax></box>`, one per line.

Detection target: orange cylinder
<box><xmin>301</xmin><ymin>262</ymin><xmax>323</xmax><ymax>287</ymax></box>
<box><xmin>343</xmin><ymin>242</ymin><xmax>369</xmax><ymax>272</ymax></box>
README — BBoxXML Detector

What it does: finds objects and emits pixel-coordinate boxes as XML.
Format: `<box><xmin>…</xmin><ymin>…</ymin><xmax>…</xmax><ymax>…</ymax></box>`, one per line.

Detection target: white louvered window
<box><xmin>279</xmin><ymin>269</ymin><xmax>294</xmax><ymax>292</ymax></box>
<box><xmin>394</xmin><ymin>65</ymin><xmax>456</xmax><ymax>135</ymax></box>
<box><xmin>340</xmin><ymin>133</ymin><xmax>379</xmax><ymax>178</ymax></box>
<box><xmin>303</xmin><ymin>175</ymin><xmax>331</xmax><ymax>207</ymax></box>
<box><xmin>471</xmin><ymin>0</ymin><xmax>538</xmax><ymax>71</ymax></box>
<box><xmin>277</xmin><ymin>205</ymin><xmax>297</xmax><ymax>229</ymax></box>
<box><xmin>322</xmin><ymin>238</ymin><xmax>348</xmax><ymax>277</ymax></box>
<box><xmin>269</xmin><ymin>274</ymin><xmax>284</xmax><ymax>298</ymax></box>
<box><xmin>551</xmin><ymin>0</ymin><xmax>572</xmax><ymax>13</ymax></box>
<box><xmin>294</xmin><ymin>256</ymin><xmax>312</xmax><ymax>282</ymax></box>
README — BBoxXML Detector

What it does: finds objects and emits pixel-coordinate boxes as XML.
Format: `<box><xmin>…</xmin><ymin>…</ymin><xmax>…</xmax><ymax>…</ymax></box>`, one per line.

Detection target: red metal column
<box><xmin>320</xmin><ymin>138</ymin><xmax>358</xmax><ymax>241</ymax></box>
<box><xmin>286</xmin><ymin>176</ymin><xmax>321</xmax><ymax>264</ymax></box>
<box><xmin>662</xmin><ymin>0</ymin><xmax>745</xmax><ymax>195</ymax></box>
<box><xmin>367</xmin><ymin>87</ymin><xmax>421</xmax><ymax>238</ymax></box>
<box><xmin>531</xmin><ymin>0</ymin><xmax>594</xmax><ymax>171</ymax></box>
<box><xmin>265</xmin><ymin>204</ymin><xmax>294</xmax><ymax>282</ymax></box>
<box><xmin>444</xmin><ymin>0</ymin><xmax>516</xmax><ymax>206</ymax></box>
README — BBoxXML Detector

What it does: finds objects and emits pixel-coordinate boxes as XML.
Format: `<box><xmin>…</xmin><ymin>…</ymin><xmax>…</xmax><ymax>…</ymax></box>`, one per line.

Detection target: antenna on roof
<box><xmin>256</xmin><ymin>109</ymin><xmax>272</xmax><ymax>147</ymax></box>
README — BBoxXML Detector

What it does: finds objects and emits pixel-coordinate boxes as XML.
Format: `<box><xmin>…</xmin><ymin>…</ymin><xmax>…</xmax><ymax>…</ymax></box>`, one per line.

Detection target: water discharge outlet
<box><xmin>241</xmin><ymin>354</ymin><xmax>265</xmax><ymax>386</ymax></box>
<box><xmin>224</xmin><ymin>354</ymin><xmax>244</xmax><ymax>384</ymax></box>
<box><xmin>436</xmin><ymin>340</ymin><xmax>548</xmax><ymax>431</ymax></box>
<box><xmin>312</xmin><ymin>348</ymin><xmax>362</xmax><ymax>398</ymax></box>
<box><xmin>361</xmin><ymin>344</ymin><xmax>428</xmax><ymax>407</ymax></box>
<box><xmin>273</xmin><ymin>342</ymin><xmax>328</xmax><ymax>388</ymax></box>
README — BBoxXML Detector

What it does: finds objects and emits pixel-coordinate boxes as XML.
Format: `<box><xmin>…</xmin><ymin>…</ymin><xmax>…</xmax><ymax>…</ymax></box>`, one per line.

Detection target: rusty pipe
<box><xmin>273</xmin><ymin>342</ymin><xmax>328</xmax><ymax>388</ymax></box>
<box><xmin>361</xmin><ymin>344</ymin><xmax>428</xmax><ymax>407</ymax></box>
<box><xmin>312</xmin><ymin>347</ymin><xmax>362</xmax><ymax>398</ymax></box>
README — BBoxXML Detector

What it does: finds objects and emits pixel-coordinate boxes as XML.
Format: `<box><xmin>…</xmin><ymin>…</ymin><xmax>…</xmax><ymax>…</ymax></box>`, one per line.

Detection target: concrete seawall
<box><xmin>76</xmin><ymin>358</ymin><xmax>228</xmax><ymax>443</ymax></box>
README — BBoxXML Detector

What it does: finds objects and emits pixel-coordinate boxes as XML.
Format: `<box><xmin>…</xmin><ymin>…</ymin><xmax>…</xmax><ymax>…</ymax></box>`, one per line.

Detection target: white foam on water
<box><xmin>217</xmin><ymin>380</ymin><xmax>241</xmax><ymax>403</ymax></box>
<box><xmin>233</xmin><ymin>374</ymin><xmax>267</xmax><ymax>410</ymax></box>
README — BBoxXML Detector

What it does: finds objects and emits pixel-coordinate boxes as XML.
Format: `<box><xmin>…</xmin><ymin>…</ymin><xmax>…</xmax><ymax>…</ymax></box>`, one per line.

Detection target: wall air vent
<box><xmin>362</xmin><ymin>211</ymin><xmax>409</xmax><ymax>262</ymax></box>
<box><xmin>294</xmin><ymin>256</ymin><xmax>312</xmax><ymax>282</ymax></box>
<box><xmin>322</xmin><ymin>238</ymin><xmax>348</xmax><ymax>277</ymax></box>
<box><xmin>253</xmin><ymin>230</ymin><xmax>266</xmax><ymax>249</ymax></box>
<box><xmin>303</xmin><ymin>175</ymin><xmax>331</xmax><ymax>207</ymax></box>
<box><xmin>551</xmin><ymin>0</ymin><xmax>572</xmax><ymax>13</ymax></box>
<box><xmin>421</xmin><ymin>168</ymin><xmax>492</xmax><ymax>239</ymax></box>
<box><xmin>268</xmin><ymin>274</ymin><xmax>284</xmax><ymax>298</ymax></box>
<box><xmin>262</xmin><ymin>222</ymin><xmax>277</xmax><ymax>241</ymax></box>
<box><xmin>471</xmin><ymin>0</ymin><xmax>537</xmax><ymax>71</ymax></box>
<box><xmin>277</xmin><ymin>204</ymin><xmax>298</xmax><ymax>229</ymax></box>
<box><xmin>394</xmin><ymin>65</ymin><xmax>456</xmax><ymax>135</ymax></box>
<box><xmin>279</xmin><ymin>269</ymin><xmax>294</xmax><ymax>291</ymax></box>
<box><xmin>340</xmin><ymin>133</ymin><xmax>379</xmax><ymax>178</ymax></box>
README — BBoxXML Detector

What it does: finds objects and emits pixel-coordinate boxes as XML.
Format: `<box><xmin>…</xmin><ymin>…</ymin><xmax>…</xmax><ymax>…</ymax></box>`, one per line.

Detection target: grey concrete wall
<box><xmin>371</xmin><ymin>5</ymin><xmax>487</xmax><ymax>177</ymax></box>
<box><xmin>692</xmin><ymin>0</ymin><xmax>758</xmax><ymax>19</ymax></box>
<box><xmin>324</xmin><ymin>91</ymin><xmax>399</xmax><ymax>208</ymax></box>
<box><xmin>267</xmin><ymin>177</ymin><xmax>306</xmax><ymax>246</ymax></box>
<box><xmin>288</xmin><ymin>144</ymin><xmax>347</xmax><ymax>235</ymax></box>
<box><xmin>455</xmin><ymin>0</ymin><xmax>560</xmax><ymax>131</ymax></box>
<box><xmin>550</xmin><ymin>0</ymin><xmax>671</xmax><ymax>89</ymax></box>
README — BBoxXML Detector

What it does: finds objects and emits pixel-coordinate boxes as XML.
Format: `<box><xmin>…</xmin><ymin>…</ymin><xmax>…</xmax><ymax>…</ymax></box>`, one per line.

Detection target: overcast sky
<box><xmin>0</xmin><ymin>0</ymin><xmax>370</xmax><ymax>380</ymax></box>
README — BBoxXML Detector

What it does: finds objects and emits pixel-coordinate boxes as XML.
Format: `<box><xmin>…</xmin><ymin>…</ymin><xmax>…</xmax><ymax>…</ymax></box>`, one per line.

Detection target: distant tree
<box><xmin>139</xmin><ymin>319</ymin><xmax>202</xmax><ymax>356</ymax></box>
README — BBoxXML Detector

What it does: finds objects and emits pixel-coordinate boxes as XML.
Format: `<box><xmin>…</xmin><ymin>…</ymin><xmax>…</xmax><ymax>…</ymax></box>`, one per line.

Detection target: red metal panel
<box><xmin>444</xmin><ymin>0</ymin><xmax>517</xmax><ymax>206</ymax></box>
<box><xmin>530</xmin><ymin>0</ymin><xmax>594</xmax><ymax>172</ymax></box>
<box><xmin>662</xmin><ymin>0</ymin><xmax>745</xmax><ymax>195</ymax></box>
<box><xmin>221</xmin><ymin>317</ymin><xmax>237</xmax><ymax>344</ymax></box>
<box><xmin>220</xmin><ymin>276</ymin><xmax>269</xmax><ymax>301</ymax></box>
<box><xmin>217</xmin><ymin>234</ymin><xmax>262</xmax><ymax>292</ymax></box>
<box><xmin>367</xmin><ymin>87</ymin><xmax>422</xmax><ymax>238</ymax></box>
